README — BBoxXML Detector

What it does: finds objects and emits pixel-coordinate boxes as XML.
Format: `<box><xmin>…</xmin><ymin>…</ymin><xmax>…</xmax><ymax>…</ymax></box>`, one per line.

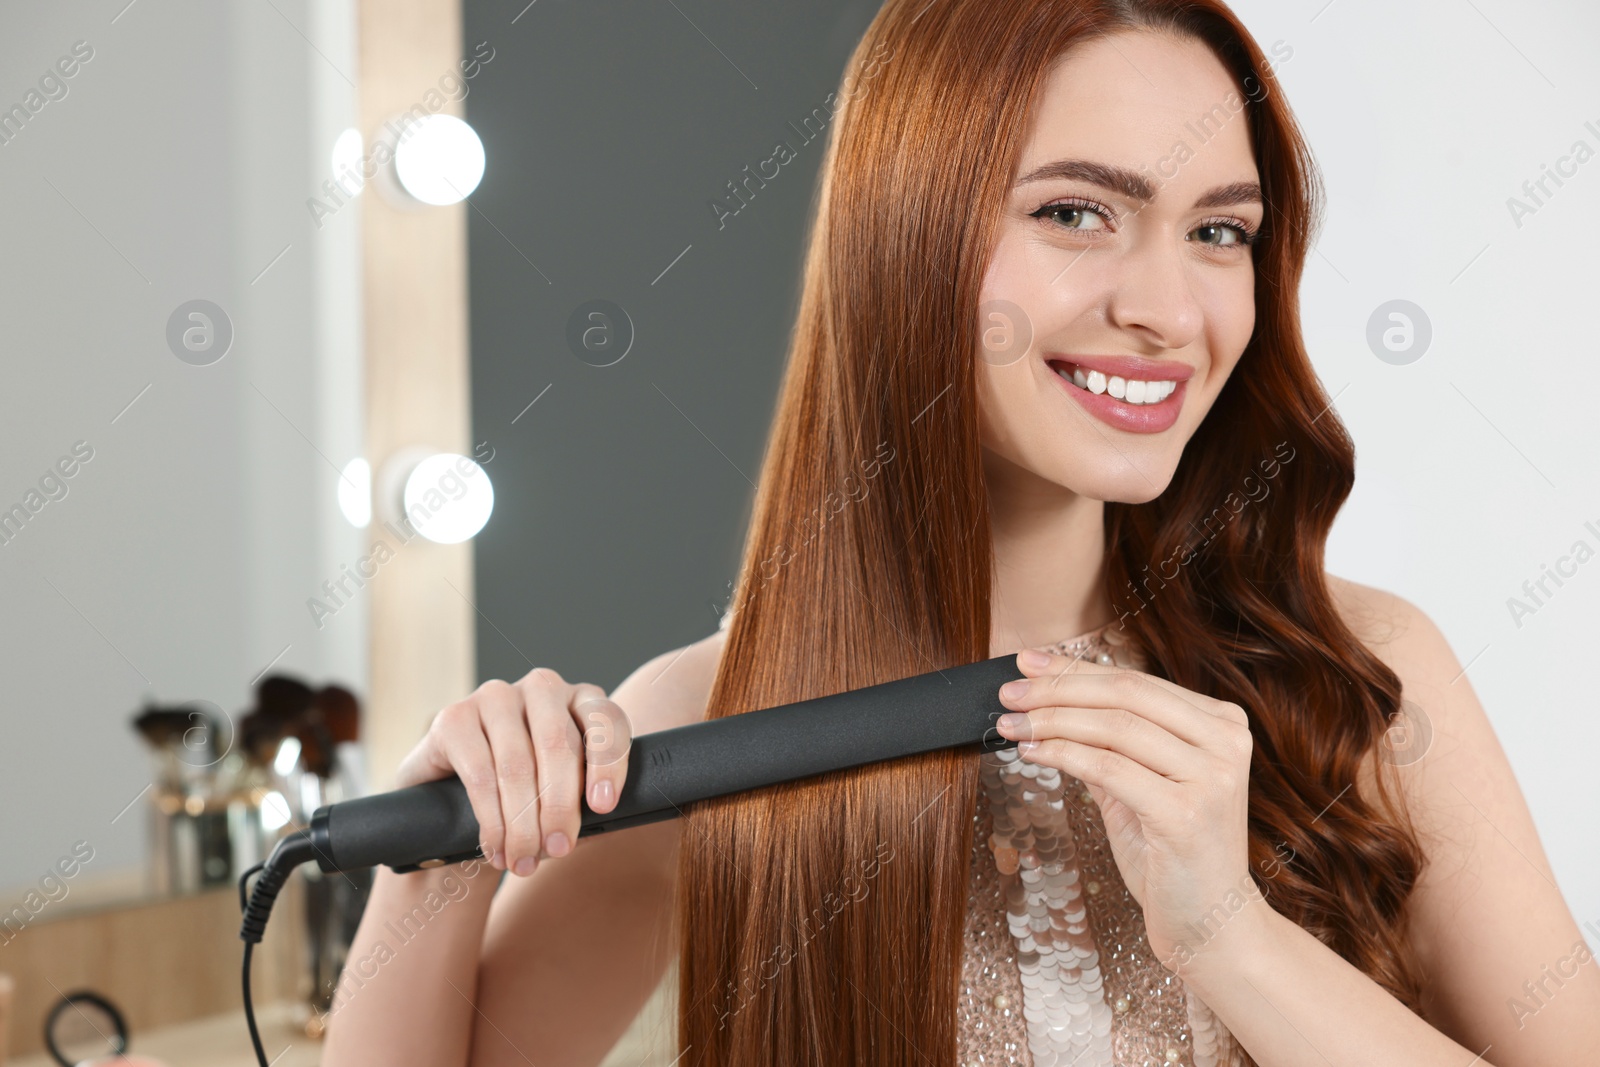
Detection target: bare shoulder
<box><xmin>1324</xmin><ymin>572</ymin><xmax>1451</xmax><ymax>673</ymax></box>
<box><xmin>1325</xmin><ymin>573</ymin><xmax>1600</xmax><ymax>1056</ymax></box>
<box><xmin>609</xmin><ymin>622</ymin><xmax>730</xmax><ymax>736</ymax></box>
<box><xmin>1321</xmin><ymin>575</ymin><xmax>1495</xmax><ymax>783</ymax></box>
<box><xmin>1324</xmin><ymin>572</ymin><xmax>1479</xmax><ymax>794</ymax></box>
<box><xmin>1324</xmin><ymin>573</ymin><xmax>1500</xmax><ymax>731</ymax></box>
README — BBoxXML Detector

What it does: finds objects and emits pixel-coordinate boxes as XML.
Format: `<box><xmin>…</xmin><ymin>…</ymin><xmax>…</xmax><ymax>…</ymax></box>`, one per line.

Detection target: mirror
<box><xmin>0</xmin><ymin>3</ymin><xmax>366</xmax><ymax>917</ymax></box>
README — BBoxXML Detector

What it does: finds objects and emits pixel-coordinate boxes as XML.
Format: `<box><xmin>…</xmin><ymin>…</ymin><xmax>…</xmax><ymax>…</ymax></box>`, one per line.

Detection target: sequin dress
<box><xmin>957</xmin><ymin>623</ymin><xmax>1250</xmax><ymax>1067</ymax></box>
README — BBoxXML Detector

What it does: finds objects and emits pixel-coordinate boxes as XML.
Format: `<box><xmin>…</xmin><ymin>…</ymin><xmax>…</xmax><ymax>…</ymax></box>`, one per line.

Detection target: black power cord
<box><xmin>238</xmin><ymin>830</ymin><xmax>317</xmax><ymax>1067</ymax></box>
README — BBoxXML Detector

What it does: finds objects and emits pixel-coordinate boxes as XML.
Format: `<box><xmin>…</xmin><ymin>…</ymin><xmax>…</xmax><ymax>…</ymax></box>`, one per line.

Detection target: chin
<box><xmin>1052</xmin><ymin>455</ymin><xmax>1178</xmax><ymax>504</ymax></box>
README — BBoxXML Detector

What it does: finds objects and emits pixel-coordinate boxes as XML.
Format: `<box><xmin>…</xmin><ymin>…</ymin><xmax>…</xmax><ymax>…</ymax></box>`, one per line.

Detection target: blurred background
<box><xmin>0</xmin><ymin>0</ymin><xmax>1595</xmax><ymax>1063</ymax></box>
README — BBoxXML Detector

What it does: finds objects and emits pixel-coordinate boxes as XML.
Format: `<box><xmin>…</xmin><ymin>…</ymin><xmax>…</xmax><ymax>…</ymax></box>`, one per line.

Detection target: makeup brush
<box><xmin>317</xmin><ymin>685</ymin><xmax>360</xmax><ymax>745</ymax></box>
<box><xmin>239</xmin><ymin>674</ymin><xmax>316</xmax><ymax>768</ymax></box>
<box><xmin>292</xmin><ymin>715</ymin><xmax>335</xmax><ymax>779</ymax></box>
<box><xmin>131</xmin><ymin>706</ymin><xmax>195</xmax><ymax>750</ymax></box>
<box><xmin>258</xmin><ymin>675</ymin><xmax>314</xmax><ymax>722</ymax></box>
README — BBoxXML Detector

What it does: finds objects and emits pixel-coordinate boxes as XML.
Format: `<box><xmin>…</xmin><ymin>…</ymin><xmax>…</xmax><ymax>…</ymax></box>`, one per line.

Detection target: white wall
<box><xmin>1229</xmin><ymin>0</ymin><xmax>1598</xmax><ymax>930</ymax></box>
<box><xmin>0</xmin><ymin>0</ymin><xmax>365</xmax><ymax>900</ymax></box>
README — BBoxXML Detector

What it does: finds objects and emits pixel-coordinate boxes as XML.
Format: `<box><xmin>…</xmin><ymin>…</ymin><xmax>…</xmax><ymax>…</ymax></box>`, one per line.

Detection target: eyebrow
<box><xmin>1016</xmin><ymin>158</ymin><xmax>1263</xmax><ymax>209</ymax></box>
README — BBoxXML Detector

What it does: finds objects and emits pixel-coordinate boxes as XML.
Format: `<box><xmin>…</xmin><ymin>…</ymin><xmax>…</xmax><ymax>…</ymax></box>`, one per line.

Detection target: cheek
<box><xmin>974</xmin><ymin>357</ymin><xmax>1021</xmax><ymax>454</ymax></box>
<box><xmin>974</xmin><ymin>232</ymin><xmax>1038</xmax><ymax>451</ymax></box>
<box><xmin>973</xmin><ymin>227</ymin><xmax>1103</xmax><ymax>456</ymax></box>
<box><xmin>977</xmin><ymin>229</ymin><xmax>1106</xmax><ymax>410</ymax></box>
<box><xmin>1198</xmin><ymin>272</ymin><xmax>1256</xmax><ymax>379</ymax></box>
<box><xmin>980</xmin><ymin>226</ymin><xmax>1103</xmax><ymax>326</ymax></box>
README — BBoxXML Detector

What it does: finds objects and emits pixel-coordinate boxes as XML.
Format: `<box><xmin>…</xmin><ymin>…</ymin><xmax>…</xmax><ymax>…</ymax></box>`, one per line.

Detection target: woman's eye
<box><xmin>1190</xmin><ymin>221</ymin><xmax>1256</xmax><ymax>247</ymax></box>
<box><xmin>1031</xmin><ymin>200</ymin><xmax>1111</xmax><ymax>232</ymax></box>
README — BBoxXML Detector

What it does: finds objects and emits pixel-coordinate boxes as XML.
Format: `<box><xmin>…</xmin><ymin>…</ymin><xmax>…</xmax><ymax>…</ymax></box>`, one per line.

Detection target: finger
<box><xmin>1016</xmin><ymin>648</ymin><xmax>1243</xmax><ymax>722</ymax></box>
<box><xmin>1134</xmin><ymin>673</ymin><xmax>1252</xmax><ymax>727</ymax></box>
<box><xmin>519</xmin><ymin>668</ymin><xmax>584</xmax><ymax>864</ymax></box>
<box><xmin>1004</xmin><ymin>660</ymin><xmax>1223</xmax><ymax>748</ymax></box>
<box><xmin>1114</xmin><ymin>669</ymin><xmax>1245</xmax><ymax>723</ymax></box>
<box><xmin>570</xmin><ymin>688</ymin><xmax>632</xmax><ymax>817</ymax></box>
<box><xmin>431</xmin><ymin>700</ymin><xmax>506</xmax><ymax>870</ymax></box>
<box><xmin>1016</xmin><ymin>735</ymin><xmax>1175</xmax><ymax>817</ymax></box>
<box><xmin>476</xmin><ymin>679</ymin><xmax>544</xmax><ymax>875</ymax></box>
<box><xmin>996</xmin><ymin>703</ymin><xmax>1199</xmax><ymax>780</ymax></box>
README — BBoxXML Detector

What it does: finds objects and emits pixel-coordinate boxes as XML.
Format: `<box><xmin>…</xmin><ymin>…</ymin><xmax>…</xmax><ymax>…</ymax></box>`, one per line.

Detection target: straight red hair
<box><xmin>675</xmin><ymin>2</ymin><xmax>1426</xmax><ymax>1063</ymax></box>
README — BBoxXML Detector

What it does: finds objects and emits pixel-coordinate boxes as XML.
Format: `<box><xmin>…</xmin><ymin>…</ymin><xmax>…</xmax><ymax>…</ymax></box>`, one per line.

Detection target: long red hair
<box><xmin>675</xmin><ymin>1</ymin><xmax>1426</xmax><ymax>1062</ymax></box>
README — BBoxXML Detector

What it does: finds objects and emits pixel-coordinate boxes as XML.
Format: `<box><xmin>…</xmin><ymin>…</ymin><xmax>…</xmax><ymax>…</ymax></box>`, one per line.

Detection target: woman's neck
<box><xmin>983</xmin><ymin>447</ymin><xmax>1112</xmax><ymax>656</ymax></box>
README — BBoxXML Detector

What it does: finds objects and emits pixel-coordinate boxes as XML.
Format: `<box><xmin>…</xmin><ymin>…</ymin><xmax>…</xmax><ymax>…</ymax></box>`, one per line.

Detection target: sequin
<box><xmin>956</xmin><ymin>625</ymin><xmax>1251</xmax><ymax>1067</ymax></box>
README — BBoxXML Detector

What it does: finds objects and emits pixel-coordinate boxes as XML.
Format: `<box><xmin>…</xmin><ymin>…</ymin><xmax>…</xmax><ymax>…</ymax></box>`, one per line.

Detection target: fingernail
<box><xmin>1000</xmin><ymin>678</ymin><xmax>1030</xmax><ymax>701</ymax></box>
<box><xmin>546</xmin><ymin>831</ymin><xmax>570</xmax><ymax>857</ymax></box>
<box><xmin>1018</xmin><ymin>648</ymin><xmax>1052</xmax><ymax>670</ymax></box>
<box><xmin>514</xmin><ymin>856</ymin><xmax>536</xmax><ymax>876</ymax></box>
<box><xmin>1017</xmin><ymin>740</ymin><xmax>1038</xmax><ymax>756</ymax></box>
<box><xmin>996</xmin><ymin>713</ymin><xmax>1026</xmax><ymax>731</ymax></box>
<box><xmin>592</xmin><ymin>778</ymin><xmax>615</xmax><ymax>809</ymax></box>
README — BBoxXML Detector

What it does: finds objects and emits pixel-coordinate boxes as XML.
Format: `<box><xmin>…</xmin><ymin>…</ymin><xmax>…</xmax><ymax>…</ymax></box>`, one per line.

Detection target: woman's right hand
<box><xmin>393</xmin><ymin>667</ymin><xmax>633</xmax><ymax>877</ymax></box>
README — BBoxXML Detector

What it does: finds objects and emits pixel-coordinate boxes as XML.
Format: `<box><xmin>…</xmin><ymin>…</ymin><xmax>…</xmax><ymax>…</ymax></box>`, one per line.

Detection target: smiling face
<box><xmin>976</xmin><ymin>29</ymin><xmax>1265</xmax><ymax>504</ymax></box>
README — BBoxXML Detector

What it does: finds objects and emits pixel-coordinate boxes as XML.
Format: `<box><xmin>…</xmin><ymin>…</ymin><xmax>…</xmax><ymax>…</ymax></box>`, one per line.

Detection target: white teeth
<box><xmin>1054</xmin><ymin>363</ymin><xmax>1177</xmax><ymax>405</ymax></box>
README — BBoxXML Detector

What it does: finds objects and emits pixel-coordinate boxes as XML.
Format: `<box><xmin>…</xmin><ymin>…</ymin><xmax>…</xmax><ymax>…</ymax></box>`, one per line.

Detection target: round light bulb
<box><xmin>403</xmin><ymin>452</ymin><xmax>494</xmax><ymax>543</ymax></box>
<box><xmin>338</xmin><ymin>457</ymin><xmax>372</xmax><ymax>528</ymax></box>
<box><xmin>331</xmin><ymin>127</ymin><xmax>365</xmax><ymax>196</ymax></box>
<box><xmin>393</xmin><ymin>115</ymin><xmax>485</xmax><ymax>206</ymax></box>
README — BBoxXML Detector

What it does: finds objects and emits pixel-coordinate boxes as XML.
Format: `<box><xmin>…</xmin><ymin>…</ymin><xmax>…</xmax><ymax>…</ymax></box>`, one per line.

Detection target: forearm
<box><xmin>1180</xmin><ymin>896</ymin><xmax>1494</xmax><ymax>1067</ymax></box>
<box><xmin>472</xmin><ymin>820</ymin><xmax>682</xmax><ymax>1066</ymax></box>
<box><xmin>320</xmin><ymin>858</ymin><xmax>503</xmax><ymax>1067</ymax></box>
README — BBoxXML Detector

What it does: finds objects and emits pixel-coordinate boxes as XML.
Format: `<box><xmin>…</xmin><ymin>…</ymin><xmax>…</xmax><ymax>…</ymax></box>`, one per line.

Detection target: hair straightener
<box><xmin>236</xmin><ymin>650</ymin><xmax>1031</xmax><ymax>1065</ymax></box>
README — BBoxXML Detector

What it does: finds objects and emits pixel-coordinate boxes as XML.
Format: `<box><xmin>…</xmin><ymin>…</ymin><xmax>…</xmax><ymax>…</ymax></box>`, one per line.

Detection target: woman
<box><xmin>321</xmin><ymin>1</ymin><xmax>1600</xmax><ymax>1064</ymax></box>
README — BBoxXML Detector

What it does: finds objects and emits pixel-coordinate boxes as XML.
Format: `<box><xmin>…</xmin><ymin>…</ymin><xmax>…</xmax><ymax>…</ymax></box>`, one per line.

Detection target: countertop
<box><xmin>6</xmin><ymin>980</ymin><xmax>678</xmax><ymax>1067</ymax></box>
<box><xmin>7</xmin><ymin>1001</ymin><xmax>320</xmax><ymax>1067</ymax></box>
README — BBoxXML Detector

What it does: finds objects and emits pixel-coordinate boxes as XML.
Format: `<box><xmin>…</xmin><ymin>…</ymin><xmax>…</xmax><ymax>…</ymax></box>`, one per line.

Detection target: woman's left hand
<box><xmin>994</xmin><ymin>646</ymin><xmax>1265</xmax><ymax>973</ymax></box>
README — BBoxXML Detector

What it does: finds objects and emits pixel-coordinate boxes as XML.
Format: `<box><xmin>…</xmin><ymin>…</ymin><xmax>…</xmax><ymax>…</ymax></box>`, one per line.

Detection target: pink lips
<box><xmin>1046</xmin><ymin>353</ymin><xmax>1195</xmax><ymax>383</ymax></box>
<box><xmin>1044</xmin><ymin>354</ymin><xmax>1192</xmax><ymax>434</ymax></box>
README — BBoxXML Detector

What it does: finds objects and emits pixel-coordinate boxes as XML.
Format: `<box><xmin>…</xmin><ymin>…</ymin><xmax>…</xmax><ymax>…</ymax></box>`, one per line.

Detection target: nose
<box><xmin>1101</xmin><ymin>232</ymin><xmax>1206</xmax><ymax>351</ymax></box>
